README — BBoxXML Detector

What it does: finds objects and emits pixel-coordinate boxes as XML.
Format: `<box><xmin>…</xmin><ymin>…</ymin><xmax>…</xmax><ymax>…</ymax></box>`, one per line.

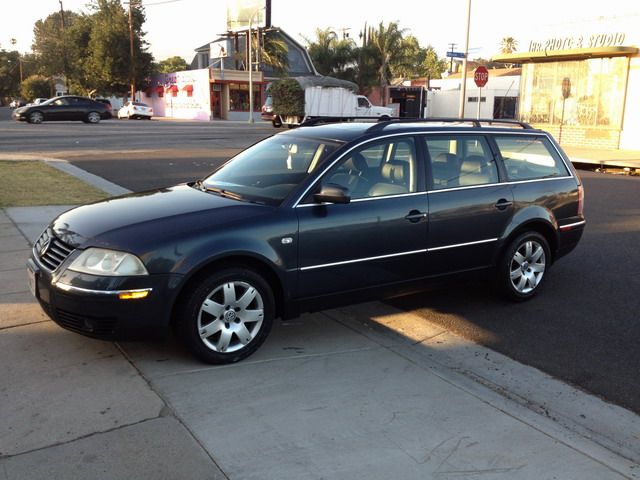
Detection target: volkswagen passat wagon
<box><xmin>27</xmin><ymin>119</ymin><xmax>585</xmax><ymax>364</ymax></box>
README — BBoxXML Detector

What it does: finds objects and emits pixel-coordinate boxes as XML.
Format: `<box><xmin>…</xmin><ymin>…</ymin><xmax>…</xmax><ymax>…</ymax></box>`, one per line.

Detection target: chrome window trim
<box><xmin>296</xmin><ymin>191</ymin><xmax>427</xmax><ymax>208</ymax></box>
<box><xmin>53</xmin><ymin>282</ymin><xmax>153</xmax><ymax>296</ymax></box>
<box><xmin>293</xmin><ymin>130</ymin><xmax>576</xmax><ymax>208</ymax></box>
<box><xmin>427</xmin><ymin>175</ymin><xmax>573</xmax><ymax>194</ymax></box>
<box><xmin>299</xmin><ymin>238</ymin><xmax>498</xmax><ymax>271</ymax></box>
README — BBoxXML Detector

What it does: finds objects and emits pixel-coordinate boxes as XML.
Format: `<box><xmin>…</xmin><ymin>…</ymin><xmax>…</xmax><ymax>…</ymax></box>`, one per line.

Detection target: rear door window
<box><xmin>494</xmin><ymin>136</ymin><xmax>569</xmax><ymax>181</ymax></box>
<box><xmin>423</xmin><ymin>135</ymin><xmax>499</xmax><ymax>189</ymax></box>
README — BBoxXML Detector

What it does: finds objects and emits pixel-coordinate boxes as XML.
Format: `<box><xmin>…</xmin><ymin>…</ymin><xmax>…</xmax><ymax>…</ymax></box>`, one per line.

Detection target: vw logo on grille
<box><xmin>39</xmin><ymin>237</ymin><xmax>51</xmax><ymax>257</ymax></box>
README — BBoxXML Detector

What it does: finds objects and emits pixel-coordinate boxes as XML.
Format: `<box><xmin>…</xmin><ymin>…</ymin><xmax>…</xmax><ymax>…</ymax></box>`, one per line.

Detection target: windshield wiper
<box><xmin>202</xmin><ymin>185</ymin><xmax>244</xmax><ymax>201</ymax></box>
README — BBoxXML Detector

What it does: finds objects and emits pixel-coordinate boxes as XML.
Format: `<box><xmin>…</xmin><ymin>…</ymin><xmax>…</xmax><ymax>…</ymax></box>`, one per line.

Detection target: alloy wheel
<box><xmin>197</xmin><ymin>280</ymin><xmax>265</xmax><ymax>353</ymax></box>
<box><xmin>509</xmin><ymin>239</ymin><xmax>546</xmax><ymax>294</ymax></box>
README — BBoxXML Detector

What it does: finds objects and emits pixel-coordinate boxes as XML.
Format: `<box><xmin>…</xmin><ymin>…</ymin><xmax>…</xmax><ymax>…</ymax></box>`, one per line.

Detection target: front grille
<box><xmin>55</xmin><ymin>308</ymin><xmax>117</xmax><ymax>336</ymax></box>
<box><xmin>34</xmin><ymin>229</ymin><xmax>75</xmax><ymax>272</ymax></box>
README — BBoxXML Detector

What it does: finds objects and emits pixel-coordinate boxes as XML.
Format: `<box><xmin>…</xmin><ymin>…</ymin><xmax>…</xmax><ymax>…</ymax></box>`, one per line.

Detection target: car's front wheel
<box><xmin>86</xmin><ymin>111</ymin><xmax>101</xmax><ymax>124</ymax></box>
<box><xmin>177</xmin><ymin>267</ymin><xmax>274</xmax><ymax>364</ymax></box>
<box><xmin>28</xmin><ymin>111</ymin><xmax>44</xmax><ymax>124</ymax></box>
<box><xmin>498</xmin><ymin>232</ymin><xmax>550</xmax><ymax>301</ymax></box>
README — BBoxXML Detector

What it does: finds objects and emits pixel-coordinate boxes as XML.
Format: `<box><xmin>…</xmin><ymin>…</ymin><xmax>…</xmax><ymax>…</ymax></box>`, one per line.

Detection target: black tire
<box><xmin>379</xmin><ymin>115</ymin><xmax>391</xmax><ymax>122</ymax></box>
<box><xmin>497</xmin><ymin>231</ymin><xmax>550</xmax><ymax>301</ymax></box>
<box><xmin>272</xmin><ymin>117</ymin><xmax>282</xmax><ymax>128</ymax></box>
<box><xmin>176</xmin><ymin>267</ymin><xmax>274</xmax><ymax>364</ymax></box>
<box><xmin>28</xmin><ymin>111</ymin><xmax>44</xmax><ymax>124</ymax></box>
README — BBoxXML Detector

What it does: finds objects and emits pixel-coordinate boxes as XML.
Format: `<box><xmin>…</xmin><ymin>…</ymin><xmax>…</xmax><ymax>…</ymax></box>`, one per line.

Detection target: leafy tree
<box><xmin>30</xmin><ymin>0</ymin><xmax>153</xmax><ymax>96</ymax></box>
<box><xmin>32</xmin><ymin>10</ymin><xmax>79</xmax><ymax>78</ymax></box>
<box><xmin>0</xmin><ymin>49</ymin><xmax>22</xmax><ymax>99</ymax></box>
<box><xmin>20</xmin><ymin>75</ymin><xmax>51</xmax><ymax>101</ymax></box>
<box><xmin>155</xmin><ymin>56</ymin><xmax>189</xmax><ymax>73</ymax></box>
<box><xmin>82</xmin><ymin>0</ymin><xmax>153</xmax><ymax>94</ymax></box>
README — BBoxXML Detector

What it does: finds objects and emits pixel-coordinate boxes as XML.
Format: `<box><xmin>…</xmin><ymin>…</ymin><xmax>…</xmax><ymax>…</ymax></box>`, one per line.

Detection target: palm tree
<box><xmin>367</xmin><ymin>22</ymin><xmax>406</xmax><ymax>104</ymax></box>
<box><xmin>304</xmin><ymin>28</ymin><xmax>357</xmax><ymax>81</ymax></box>
<box><xmin>500</xmin><ymin>37</ymin><xmax>518</xmax><ymax>54</ymax></box>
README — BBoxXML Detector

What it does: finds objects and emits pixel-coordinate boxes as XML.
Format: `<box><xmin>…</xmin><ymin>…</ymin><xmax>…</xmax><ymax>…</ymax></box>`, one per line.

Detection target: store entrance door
<box><xmin>212</xmin><ymin>91</ymin><xmax>222</xmax><ymax>119</ymax></box>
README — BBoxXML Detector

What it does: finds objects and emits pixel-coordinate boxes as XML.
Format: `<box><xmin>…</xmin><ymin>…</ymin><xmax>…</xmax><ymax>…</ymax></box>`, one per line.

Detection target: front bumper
<box><xmin>12</xmin><ymin>111</ymin><xmax>27</xmax><ymax>121</ymax></box>
<box><xmin>28</xmin><ymin>256</ymin><xmax>182</xmax><ymax>340</ymax></box>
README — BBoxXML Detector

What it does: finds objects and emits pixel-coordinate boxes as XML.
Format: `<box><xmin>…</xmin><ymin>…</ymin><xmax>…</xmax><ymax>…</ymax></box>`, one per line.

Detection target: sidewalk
<box><xmin>563</xmin><ymin>145</ymin><xmax>640</xmax><ymax>170</ymax></box>
<box><xmin>1</xmin><ymin>163</ymin><xmax>639</xmax><ymax>479</ymax></box>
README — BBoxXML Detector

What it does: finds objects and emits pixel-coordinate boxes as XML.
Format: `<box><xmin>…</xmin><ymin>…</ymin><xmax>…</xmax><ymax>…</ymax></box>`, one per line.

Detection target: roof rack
<box><xmin>299</xmin><ymin>116</ymin><xmax>384</xmax><ymax>127</ymax></box>
<box><xmin>365</xmin><ymin>117</ymin><xmax>533</xmax><ymax>132</ymax></box>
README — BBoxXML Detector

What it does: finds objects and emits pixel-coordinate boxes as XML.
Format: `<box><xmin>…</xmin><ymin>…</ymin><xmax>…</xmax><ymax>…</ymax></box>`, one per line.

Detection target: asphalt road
<box><xmin>2</xmin><ymin>109</ymin><xmax>640</xmax><ymax>414</ymax></box>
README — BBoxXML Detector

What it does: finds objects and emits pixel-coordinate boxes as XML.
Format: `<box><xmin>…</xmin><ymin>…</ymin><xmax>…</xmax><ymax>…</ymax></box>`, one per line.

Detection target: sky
<box><xmin>3</xmin><ymin>0</ymin><xmax>639</xmax><ymax>64</ymax></box>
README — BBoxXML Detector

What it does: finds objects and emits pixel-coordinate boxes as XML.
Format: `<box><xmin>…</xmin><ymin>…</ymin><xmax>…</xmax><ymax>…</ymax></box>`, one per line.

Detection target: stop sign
<box><xmin>474</xmin><ymin>66</ymin><xmax>489</xmax><ymax>88</ymax></box>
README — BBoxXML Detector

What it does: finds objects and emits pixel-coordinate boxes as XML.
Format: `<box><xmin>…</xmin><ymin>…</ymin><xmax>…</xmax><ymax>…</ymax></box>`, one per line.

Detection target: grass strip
<box><xmin>0</xmin><ymin>160</ymin><xmax>109</xmax><ymax>207</ymax></box>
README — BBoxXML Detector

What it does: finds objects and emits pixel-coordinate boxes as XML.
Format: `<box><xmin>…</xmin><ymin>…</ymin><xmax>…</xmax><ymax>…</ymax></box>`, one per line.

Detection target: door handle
<box><xmin>495</xmin><ymin>199</ymin><xmax>513</xmax><ymax>210</ymax></box>
<box><xmin>405</xmin><ymin>210</ymin><xmax>427</xmax><ymax>223</ymax></box>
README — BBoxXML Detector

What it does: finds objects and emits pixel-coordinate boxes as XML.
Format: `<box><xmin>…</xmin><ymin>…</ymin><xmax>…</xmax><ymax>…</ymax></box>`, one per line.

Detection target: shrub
<box><xmin>270</xmin><ymin>78</ymin><xmax>304</xmax><ymax>117</ymax></box>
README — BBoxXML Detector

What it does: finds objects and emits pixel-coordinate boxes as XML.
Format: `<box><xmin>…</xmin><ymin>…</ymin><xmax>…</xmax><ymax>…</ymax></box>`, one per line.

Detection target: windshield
<box><xmin>202</xmin><ymin>134</ymin><xmax>341</xmax><ymax>205</ymax></box>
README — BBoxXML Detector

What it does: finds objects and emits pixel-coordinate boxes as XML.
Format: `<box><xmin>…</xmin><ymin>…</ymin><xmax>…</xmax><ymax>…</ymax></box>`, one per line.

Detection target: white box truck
<box><xmin>272</xmin><ymin>76</ymin><xmax>393</xmax><ymax>128</ymax></box>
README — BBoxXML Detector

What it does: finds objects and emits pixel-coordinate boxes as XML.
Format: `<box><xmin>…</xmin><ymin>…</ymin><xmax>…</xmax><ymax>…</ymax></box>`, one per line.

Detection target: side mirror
<box><xmin>314</xmin><ymin>184</ymin><xmax>351</xmax><ymax>204</ymax></box>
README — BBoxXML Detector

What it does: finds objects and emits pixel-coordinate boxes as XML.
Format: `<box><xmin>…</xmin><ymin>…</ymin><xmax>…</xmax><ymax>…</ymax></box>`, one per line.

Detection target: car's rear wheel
<box><xmin>86</xmin><ymin>111</ymin><xmax>101</xmax><ymax>124</ymax></box>
<box><xmin>177</xmin><ymin>267</ymin><xmax>274</xmax><ymax>364</ymax></box>
<box><xmin>498</xmin><ymin>232</ymin><xmax>550</xmax><ymax>301</ymax></box>
<box><xmin>28</xmin><ymin>111</ymin><xmax>44</xmax><ymax>124</ymax></box>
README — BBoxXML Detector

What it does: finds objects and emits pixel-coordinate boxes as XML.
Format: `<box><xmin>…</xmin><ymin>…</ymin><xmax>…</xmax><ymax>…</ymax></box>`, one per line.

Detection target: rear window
<box><xmin>495</xmin><ymin>136</ymin><xmax>569</xmax><ymax>181</ymax></box>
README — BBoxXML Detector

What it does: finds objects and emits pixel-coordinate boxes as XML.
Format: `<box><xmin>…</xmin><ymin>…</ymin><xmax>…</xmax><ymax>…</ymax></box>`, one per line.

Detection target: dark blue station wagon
<box><xmin>27</xmin><ymin>119</ymin><xmax>586</xmax><ymax>363</ymax></box>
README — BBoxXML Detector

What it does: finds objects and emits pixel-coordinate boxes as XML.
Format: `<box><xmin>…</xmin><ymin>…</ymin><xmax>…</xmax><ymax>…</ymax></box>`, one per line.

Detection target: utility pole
<box><xmin>458</xmin><ymin>0</ymin><xmax>472</xmax><ymax>118</ymax></box>
<box><xmin>59</xmin><ymin>0</ymin><xmax>68</xmax><ymax>92</ymax></box>
<box><xmin>128</xmin><ymin>1</ymin><xmax>136</xmax><ymax>101</ymax></box>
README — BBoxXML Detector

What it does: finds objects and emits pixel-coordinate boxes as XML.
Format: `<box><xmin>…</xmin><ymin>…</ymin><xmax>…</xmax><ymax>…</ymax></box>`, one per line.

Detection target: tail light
<box><xmin>577</xmin><ymin>183</ymin><xmax>584</xmax><ymax>216</ymax></box>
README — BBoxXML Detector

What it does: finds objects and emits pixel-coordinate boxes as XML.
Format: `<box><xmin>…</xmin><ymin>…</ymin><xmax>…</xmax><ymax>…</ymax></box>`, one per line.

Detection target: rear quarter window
<box><xmin>495</xmin><ymin>136</ymin><xmax>569</xmax><ymax>181</ymax></box>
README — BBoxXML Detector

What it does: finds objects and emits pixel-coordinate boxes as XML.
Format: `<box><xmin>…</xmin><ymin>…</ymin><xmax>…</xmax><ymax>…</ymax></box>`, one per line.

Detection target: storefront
<box><xmin>142</xmin><ymin>68</ymin><xmax>265</xmax><ymax>121</ymax></box>
<box><xmin>209</xmin><ymin>68</ymin><xmax>265</xmax><ymax>121</ymax></box>
<box><xmin>493</xmin><ymin>18</ymin><xmax>640</xmax><ymax>150</ymax></box>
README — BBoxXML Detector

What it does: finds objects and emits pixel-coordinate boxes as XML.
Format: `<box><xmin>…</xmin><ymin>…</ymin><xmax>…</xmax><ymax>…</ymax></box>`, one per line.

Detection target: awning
<box><xmin>165</xmin><ymin>85</ymin><xmax>179</xmax><ymax>93</ymax></box>
<box><xmin>155</xmin><ymin>85</ymin><xmax>164</xmax><ymax>96</ymax></box>
<box><xmin>492</xmin><ymin>46</ymin><xmax>639</xmax><ymax>64</ymax></box>
<box><xmin>182</xmin><ymin>84</ymin><xmax>193</xmax><ymax>92</ymax></box>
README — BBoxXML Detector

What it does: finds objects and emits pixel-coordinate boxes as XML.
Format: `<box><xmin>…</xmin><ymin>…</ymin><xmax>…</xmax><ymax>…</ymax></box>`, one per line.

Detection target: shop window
<box><xmin>228</xmin><ymin>82</ymin><xmax>261</xmax><ymax>112</ymax></box>
<box><xmin>520</xmin><ymin>57</ymin><xmax>628</xmax><ymax>128</ymax></box>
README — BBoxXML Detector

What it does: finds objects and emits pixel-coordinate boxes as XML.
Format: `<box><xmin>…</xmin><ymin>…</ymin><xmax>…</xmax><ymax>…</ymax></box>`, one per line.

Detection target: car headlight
<box><xmin>68</xmin><ymin>248</ymin><xmax>148</xmax><ymax>276</ymax></box>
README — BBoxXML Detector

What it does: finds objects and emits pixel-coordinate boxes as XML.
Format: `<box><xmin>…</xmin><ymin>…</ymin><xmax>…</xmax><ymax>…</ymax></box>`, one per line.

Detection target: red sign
<box><xmin>474</xmin><ymin>66</ymin><xmax>489</xmax><ymax>88</ymax></box>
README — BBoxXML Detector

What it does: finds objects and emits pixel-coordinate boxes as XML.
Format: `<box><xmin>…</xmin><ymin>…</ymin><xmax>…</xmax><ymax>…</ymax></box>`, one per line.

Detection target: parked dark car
<box><xmin>27</xmin><ymin>119</ymin><xmax>585</xmax><ymax>364</ymax></box>
<box><xmin>12</xmin><ymin>95</ymin><xmax>112</xmax><ymax>124</ymax></box>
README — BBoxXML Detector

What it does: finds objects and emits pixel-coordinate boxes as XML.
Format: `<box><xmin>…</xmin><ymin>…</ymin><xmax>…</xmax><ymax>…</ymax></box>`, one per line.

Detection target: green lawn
<box><xmin>0</xmin><ymin>161</ymin><xmax>109</xmax><ymax>207</ymax></box>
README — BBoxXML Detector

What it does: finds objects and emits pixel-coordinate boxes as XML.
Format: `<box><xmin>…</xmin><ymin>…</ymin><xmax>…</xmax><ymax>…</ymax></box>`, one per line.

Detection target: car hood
<box><xmin>52</xmin><ymin>184</ymin><xmax>274</xmax><ymax>250</ymax></box>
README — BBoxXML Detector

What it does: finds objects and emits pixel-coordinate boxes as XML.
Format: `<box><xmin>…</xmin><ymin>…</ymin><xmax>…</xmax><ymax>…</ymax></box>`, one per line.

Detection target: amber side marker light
<box><xmin>119</xmin><ymin>291</ymin><xmax>150</xmax><ymax>300</ymax></box>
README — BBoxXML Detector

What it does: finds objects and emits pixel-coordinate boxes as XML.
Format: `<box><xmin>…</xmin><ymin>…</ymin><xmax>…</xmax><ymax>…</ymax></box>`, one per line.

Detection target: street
<box><xmin>1</xmin><ymin>110</ymin><xmax>639</xmax><ymax>414</ymax></box>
